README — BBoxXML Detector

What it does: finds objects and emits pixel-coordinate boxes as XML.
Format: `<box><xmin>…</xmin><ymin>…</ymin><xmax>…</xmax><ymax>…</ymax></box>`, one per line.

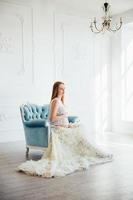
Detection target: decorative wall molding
<box><xmin>0</xmin><ymin>104</ymin><xmax>22</xmax><ymax>133</ymax></box>
<box><xmin>0</xmin><ymin>129</ymin><xmax>24</xmax><ymax>143</ymax></box>
<box><xmin>0</xmin><ymin>32</ymin><xmax>15</xmax><ymax>54</ymax></box>
<box><xmin>0</xmin><ymin>3</ymin><xmax>112</xmax><ymax>142</ymax></box>
<box><xmin>0</xmin><ymin>2</ymin><xmax>34</xmax><ymax>87</ymax></box>
<box><xmin>15</xmin><ymin>13</ymin><xmax>25</xmax><ymax>76</ymax></box>
<box><xmin>53</xmin><ymin>13</ymin><xmax>94</xmax><ymax>80</ymax></box>
<box><xmin>0</xmin><ymin>113</ymin><xmax>6</xmax><ymax>121</ymax></box>
<box><xmin>0</xmin><ymin>1</ymin><xmax>34</xmax><ymax>141</ymax></box>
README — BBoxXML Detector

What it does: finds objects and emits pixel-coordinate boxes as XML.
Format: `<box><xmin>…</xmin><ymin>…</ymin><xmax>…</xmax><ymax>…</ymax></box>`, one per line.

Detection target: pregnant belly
<box><xmin>50</xmin><ymin>117</ymin><xmax>69</xmax><ymax>126</ymax></box>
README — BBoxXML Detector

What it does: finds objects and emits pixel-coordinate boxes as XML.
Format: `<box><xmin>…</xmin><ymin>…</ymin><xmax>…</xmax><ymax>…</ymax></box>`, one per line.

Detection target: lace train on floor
<box><xmin>16</xmin><ymin>124</ymin><xmax>113</xmax><ymax>178</ymax></box>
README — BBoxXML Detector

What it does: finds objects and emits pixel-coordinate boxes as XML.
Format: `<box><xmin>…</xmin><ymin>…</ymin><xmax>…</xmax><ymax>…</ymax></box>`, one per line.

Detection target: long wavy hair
<box><xmin>50</xmin><ymin>81</ymin><xmax>65</xmax><ymax>104</ymax></box>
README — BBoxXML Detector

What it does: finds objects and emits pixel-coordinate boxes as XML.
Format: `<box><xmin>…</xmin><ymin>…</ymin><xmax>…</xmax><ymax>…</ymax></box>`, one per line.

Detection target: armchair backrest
<box><xmin>20</xmin><ymin>103</ymin><xmax>49</xmax><ymax>123</ymax></box>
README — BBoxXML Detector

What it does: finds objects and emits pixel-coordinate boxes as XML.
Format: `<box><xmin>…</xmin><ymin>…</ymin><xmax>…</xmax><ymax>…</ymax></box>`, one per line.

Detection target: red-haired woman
<box><xmin>16</xmin><ymin>81</ymin><xmax>113</xmax><ymax>178</ymax></box>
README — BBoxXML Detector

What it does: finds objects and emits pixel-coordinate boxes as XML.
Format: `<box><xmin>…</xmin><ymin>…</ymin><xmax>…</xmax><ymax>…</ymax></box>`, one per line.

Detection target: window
<box><xmin>121</xmin><ymin>22</ymin><xmax>133</xmax><ymax>121</ymax></box>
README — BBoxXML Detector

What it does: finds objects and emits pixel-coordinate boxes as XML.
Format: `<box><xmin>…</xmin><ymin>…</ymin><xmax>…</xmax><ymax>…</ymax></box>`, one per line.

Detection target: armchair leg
<box><xmin>26</xmin><ymin>147</ymin><xmax>29</xmax><ymax>158</ymax></box>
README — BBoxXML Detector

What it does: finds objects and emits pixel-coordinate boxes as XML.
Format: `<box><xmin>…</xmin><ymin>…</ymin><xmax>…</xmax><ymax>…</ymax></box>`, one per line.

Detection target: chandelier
<box><xmin>90</xmin><ymin>2</ymin><xmax>123</xmax><ymax>33</ymax></box>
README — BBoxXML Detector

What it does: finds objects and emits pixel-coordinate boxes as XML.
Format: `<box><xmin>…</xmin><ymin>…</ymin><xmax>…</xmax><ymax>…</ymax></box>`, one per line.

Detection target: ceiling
<box><xmin>52</xmin><ymin>0</ymin><xmax>133</xmax><ymax>15</ymax></box>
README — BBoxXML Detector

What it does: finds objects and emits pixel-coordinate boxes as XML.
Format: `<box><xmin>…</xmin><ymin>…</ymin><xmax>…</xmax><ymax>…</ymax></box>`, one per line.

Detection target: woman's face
<box><xmin>58</xmin><ymin>84</ymin><xmax>65</xmax><ymax>96</ymax></box>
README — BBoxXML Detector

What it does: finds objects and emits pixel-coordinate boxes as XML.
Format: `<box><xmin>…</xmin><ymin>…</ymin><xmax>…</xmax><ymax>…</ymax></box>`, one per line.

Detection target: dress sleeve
<box><xmin>50</xmin><ymin>98</ymin><xmax>60</xmax><ymax>113</ymax></box>
<box><xmin>51</xmin><ymin>98</ymin><xmax>60</xmax><ymax>106</ymax></box>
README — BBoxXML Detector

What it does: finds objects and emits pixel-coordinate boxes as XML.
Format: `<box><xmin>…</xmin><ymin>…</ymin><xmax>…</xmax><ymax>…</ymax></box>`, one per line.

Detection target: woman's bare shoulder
<box><xmin>51</xmin><ymin>98</ymin><xmax>60</xmax><ymax>105</ymax></box>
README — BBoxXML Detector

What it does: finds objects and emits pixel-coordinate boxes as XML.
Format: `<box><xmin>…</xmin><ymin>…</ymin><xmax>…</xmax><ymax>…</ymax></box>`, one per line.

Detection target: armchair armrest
<box><xmin>68</xmin><ymin>116</ymin><xmax>80</xmax><ymax>123</ymax></box>
<box><xmin>24</xmin><ymin>119</ymin><xmax>50</xmax><ymax>128</ymax></box>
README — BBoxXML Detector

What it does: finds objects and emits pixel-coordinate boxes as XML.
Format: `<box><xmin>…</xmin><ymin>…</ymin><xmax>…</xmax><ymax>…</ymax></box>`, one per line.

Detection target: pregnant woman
<box><xmin>16</xmin><ymin>81</ymin><xmax>113</xmax><ymax>178</ymax></box>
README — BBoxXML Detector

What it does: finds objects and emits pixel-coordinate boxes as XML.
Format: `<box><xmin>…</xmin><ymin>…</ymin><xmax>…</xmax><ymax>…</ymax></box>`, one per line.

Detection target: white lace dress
<box><xmin>16</xmin><ymin>98</ymin><xmax>114</xmax><ymax>178</ymax></box>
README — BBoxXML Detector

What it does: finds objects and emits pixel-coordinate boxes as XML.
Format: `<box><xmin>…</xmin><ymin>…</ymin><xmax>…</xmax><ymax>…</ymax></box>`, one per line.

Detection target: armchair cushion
<box><xmin>68</xmin><ymin>116</ymin><xmax>80</xmax><ymax>123</ymax></box>
<box><xmin>24</xmin><ymin>119</ymin><xmax>50</xmax><ymax>128</ymax></box>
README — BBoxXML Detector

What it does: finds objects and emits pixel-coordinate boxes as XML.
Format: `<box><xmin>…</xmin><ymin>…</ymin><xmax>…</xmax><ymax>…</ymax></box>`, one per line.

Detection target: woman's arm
<box><xmin>49</xmin><ymin>99</ymin><xmax>66</xmax><ymax>122</ymax></box>
<box><xmin>68</xmin><ymin>123</ymin><xmax>79</xmax><ymax>128</ymax></box>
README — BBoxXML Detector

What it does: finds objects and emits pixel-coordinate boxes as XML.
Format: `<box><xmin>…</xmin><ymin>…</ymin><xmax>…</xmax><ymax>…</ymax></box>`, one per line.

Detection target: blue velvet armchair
<box><xmin>20</xmin><ymin>103</ymin><xmax>79</xmax><ymax>156</ymax></box>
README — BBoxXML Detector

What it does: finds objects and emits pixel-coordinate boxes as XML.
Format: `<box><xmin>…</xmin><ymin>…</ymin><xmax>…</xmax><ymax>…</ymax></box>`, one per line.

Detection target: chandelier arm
<box><xmin>90</xmin><ymin>22</ymin><xmax>102</xmax><ymax>33</ymax></box>
<box><xmin>116</xmin><ymin>22</ymin><xmax>123</xmax><ymax>30</ymax></box>
<box><xmin>108</xmin><ymin>22</ymin><xmax>122</xmax><ymax>32</ymax></box>
<box><xmin>90</xmin><ymin>25</ymin><xmax>101</xmax><ymax>33</ymax></box>
<box><xmin>94</xmin><ymin>22</ymin><xmax>104</xmax><ymax>32</ymax></box>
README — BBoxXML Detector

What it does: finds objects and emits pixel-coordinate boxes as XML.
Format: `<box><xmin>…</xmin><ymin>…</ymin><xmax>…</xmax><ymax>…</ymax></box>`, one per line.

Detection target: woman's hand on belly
<box><xmin>68</xmin><ymin>123</ymin><xmax>78</xmax><ymax>128</ymax></box>
<box><xmin>55</xmin><ymin>124</ymin><xmax>69</xmax><ymax>128</ymax></box>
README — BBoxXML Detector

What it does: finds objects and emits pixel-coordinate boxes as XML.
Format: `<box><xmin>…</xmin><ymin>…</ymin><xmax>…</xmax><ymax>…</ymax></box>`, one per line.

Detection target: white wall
<box><xmin>112</xmin><ymin>9</ymin><xmax>133</xmax><ymax>134</ymax></box>
<box><xmin>0</xmin><ymin>0</ymin><xmax>111</xmax><ymax>142</ymax></box>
